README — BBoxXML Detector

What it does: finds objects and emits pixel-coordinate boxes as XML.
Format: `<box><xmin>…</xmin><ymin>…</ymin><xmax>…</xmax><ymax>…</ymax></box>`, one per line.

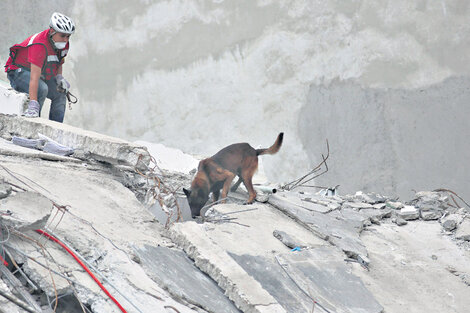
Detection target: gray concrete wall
<box><xmin>299</xmin><ymin>77</ymin><xmax>470</xmax><ymax>201</ymax></box>
<box><xmin>1</xmin><ymin>1</ymin><xmax>469</xmax><ymax>202</ymax></box>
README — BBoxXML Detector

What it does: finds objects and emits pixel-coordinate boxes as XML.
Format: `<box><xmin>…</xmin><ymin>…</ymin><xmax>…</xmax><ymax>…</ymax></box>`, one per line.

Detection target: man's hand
<box><xmin>23</xmin><ymin>100</ymin><xmax>40</xmax><ymax>118</ymax></box>
<box><xmin>55</xmin><ymin>74</ymin><xmax>71</xmax><ymax>93</ymax></box>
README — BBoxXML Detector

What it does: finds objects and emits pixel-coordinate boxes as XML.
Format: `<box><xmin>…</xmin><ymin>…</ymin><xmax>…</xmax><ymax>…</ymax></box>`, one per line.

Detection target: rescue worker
<box><xmin>4</xmin><ymin>12</ymin><xmax>75</xmax><ymax>123</ymax></box>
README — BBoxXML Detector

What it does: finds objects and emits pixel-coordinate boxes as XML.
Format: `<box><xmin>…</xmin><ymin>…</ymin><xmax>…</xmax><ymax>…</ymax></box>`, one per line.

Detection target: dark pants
<box><xmin>7</xmin><ymin>68</ymin><xmax>66</xmax><ymax>123</ymax></box>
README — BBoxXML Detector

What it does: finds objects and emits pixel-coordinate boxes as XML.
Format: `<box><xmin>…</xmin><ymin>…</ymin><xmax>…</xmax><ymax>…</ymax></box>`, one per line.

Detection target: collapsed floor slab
<box><xmin>169</xmin><ymin>202</ymin><xmax>350</xmax><ymax>313</ymax></box>
<box><xmin>0</xmin><ymin>114</ymin><xmax>150</xmax><ymax>169</ymax></box>
<box><xmin>134</xmin><ymin>244</ymin><xmax>240</xmax><ymax>313</ymax></box>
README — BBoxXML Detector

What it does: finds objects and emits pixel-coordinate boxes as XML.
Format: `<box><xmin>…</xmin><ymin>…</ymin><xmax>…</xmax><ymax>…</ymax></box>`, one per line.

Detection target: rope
<box><xmin>43</xmin><ymin>228</ymin><xmax>144</xmax><ymax>313</ymax></box>
<box><xmin>35</xmin><ymin>229</ymin><xmax>128</xmax><ymax>313</ymax></box>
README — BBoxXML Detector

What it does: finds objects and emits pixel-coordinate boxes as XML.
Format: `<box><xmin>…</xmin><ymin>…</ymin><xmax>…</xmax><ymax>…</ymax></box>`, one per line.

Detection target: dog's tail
<box><xmin>256</xmin><ymin>132</ymin><xmax>284</xmax><ymax>156</ymax></box>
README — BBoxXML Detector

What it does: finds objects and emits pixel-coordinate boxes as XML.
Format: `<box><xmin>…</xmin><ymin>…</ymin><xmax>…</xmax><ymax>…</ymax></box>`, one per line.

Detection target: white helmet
<box><xmin>49</xmin><ymin>12</ymin><xmax>75</xmax><ymax>35</ymax></box>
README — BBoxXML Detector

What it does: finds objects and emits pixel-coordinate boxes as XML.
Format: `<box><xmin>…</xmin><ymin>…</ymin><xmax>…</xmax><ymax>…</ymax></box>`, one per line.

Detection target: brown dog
<box><xmin>183</xmin><ymin>133</ymin><xmax>283</xmax><ymax>218</ymax></box>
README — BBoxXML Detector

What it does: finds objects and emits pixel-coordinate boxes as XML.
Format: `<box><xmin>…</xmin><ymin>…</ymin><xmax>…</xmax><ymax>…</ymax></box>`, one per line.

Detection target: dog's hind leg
<box><xmin>230</xmin><ymin>177</ymin><xmax>243</xmax><ymax>192</ymax></box>
<box><xmin>241</xmin><ymin>162</ymin><xmax>258</xmax><ymax>204</ymax></box>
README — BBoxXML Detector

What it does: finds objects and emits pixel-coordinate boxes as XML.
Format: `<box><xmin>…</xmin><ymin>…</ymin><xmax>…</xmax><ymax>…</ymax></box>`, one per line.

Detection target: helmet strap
<box><xmin>49</xmin><ymin>28</ymin><xmax>57</xmax><ymax>37</ymax></box>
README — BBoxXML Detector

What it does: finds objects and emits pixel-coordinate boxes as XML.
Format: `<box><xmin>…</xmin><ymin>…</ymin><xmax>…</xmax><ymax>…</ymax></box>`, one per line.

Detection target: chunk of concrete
<box><xmin>350</xmin><ymin>191</ymin><xmax>388</xmax><ymax>204</ymax></box>
<box><xmin>0</xmin><ymin>114</ymin><xmax>150</xmax><ymax>169</ymax></box>
<box><xmin>442</xmin><ymin>219</ymin><xmax>457</xmax><ymax>231</ymax></box>
<box><xmin>420</xmin><ymin>209</ymin><xmax>443</xmax><ymax>221</ymax></box>
<box><xmin>441</xmin><ymin>213</ymin><xmax>464</xmax><ymax>231</ymax></box>
<box><xmin>386</xmin><ymin>201</ymin><xmax>404</xmax><ymax>210</ymax></box>
<box><xmin>0</xmin><ymin>191</ymin><xmax>51</xmax><ymax>231</ymax></box>
<box><xmin>393</xmin><ymin>217</ymin><xmax>408</xmax><ymax>226</ymax></box>
<box><xmin>134</xmin><ymin>245</ymin><xmax>240</xmax><ymax>313</ymax></box>
<box><xmin>273</xmin><ymin>230</ymin><xmax>308</xmax><ymax>249</ymax></box>
<box><xmin>412</xmin><ymin>191</ymin><xmax>449</xmax><ymax>210</ymax></box>
<box><xmin>398</xmin><ymin>206</ymin><xmax>420</xmax><ymax>220</ymax></box>
<box><xmin>0</xmin><ymin>79</ymin><xmax>28</xmax><ymax>115</ymax></box>
<box><xmin>455</xmin><ymin>219</ymin><xmax>470</xmax><ymax>241</ymax></box>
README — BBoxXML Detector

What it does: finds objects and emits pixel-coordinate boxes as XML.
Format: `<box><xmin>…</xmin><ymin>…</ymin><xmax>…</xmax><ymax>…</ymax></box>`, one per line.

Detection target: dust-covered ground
<box><xmin>353</xmin><ymin>222</ymin><xmax>470</xmax><ymax>313</ymax></box>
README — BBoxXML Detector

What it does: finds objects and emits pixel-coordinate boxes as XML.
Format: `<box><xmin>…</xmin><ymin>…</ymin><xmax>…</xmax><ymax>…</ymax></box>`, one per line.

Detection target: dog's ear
<box><xmin>183</xmin><ymin>188</ymin><xmax>191</xmax><ymax>197</ymax></box>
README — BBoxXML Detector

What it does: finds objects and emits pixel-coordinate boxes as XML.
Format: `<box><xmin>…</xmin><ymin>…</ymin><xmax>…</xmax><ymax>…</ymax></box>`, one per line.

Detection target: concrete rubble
<box><xmin>0</xmin><ymin>110</ymin><xmax>469</xmax><ymax>312</ymax></box>
<box><xmin>0</xmin><ymin>114</ymin><xmax>150</xmax><ymax>170</ymax></box>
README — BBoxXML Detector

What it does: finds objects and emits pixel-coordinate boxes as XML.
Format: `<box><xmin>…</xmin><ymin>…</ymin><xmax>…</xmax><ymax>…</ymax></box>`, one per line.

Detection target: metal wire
<box><xmin>274</xmin><ymin>255</ymin><xmax>333</xmax><ymax>313</ymax></box>
<box><xmin>282</xmin><ymin>140</ymin><xmax>330</xmax><ymax>191</ymax></box>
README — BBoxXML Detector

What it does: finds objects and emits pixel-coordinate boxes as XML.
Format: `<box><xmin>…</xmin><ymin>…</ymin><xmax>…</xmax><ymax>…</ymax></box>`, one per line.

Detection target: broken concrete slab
<box><xmin>134</xmin><ymin>244</ymin><xmax>240</xmax><ymax>313</ymax></box>
<box><xmin>0</xmin><ymin>191</ymin><xmax>51</xmax><ymax>231</ymax></box>
<box><xmin>342</xmin><ymin>202</ymin><xmax>375</xmax><ymax>210</ymax></box>
<box><xmin>269</xmin><ymin>194</ymin><xmax>369</xmax><ymax>260</ymax></box>
<box><xmin>0</xmin><ymin>114</ymin><xmax>150</xmax><ymax>169</ymax></box>
<box><xmin>277</xmin><ymin>247</ymin><xmax>384</xmax><ymax>313</ymax></box>
<box><xmin>228</xmin><ymin>252</ymin><xmax>314</xmax><ymax>313</ymax></box>
<box><xmin>268</xmin><ymin>193</ymin><xmax>329</xmax><ymax>240</ymax></box>
<box><xmin>169</xmin><ymin>223</ymin><xmax>286</xmax><ymax>313</ymax></box>
<box><xmin>169</xmin><ymin>203</ymin><xmax>327</xmax><ymax>313</ymax></box>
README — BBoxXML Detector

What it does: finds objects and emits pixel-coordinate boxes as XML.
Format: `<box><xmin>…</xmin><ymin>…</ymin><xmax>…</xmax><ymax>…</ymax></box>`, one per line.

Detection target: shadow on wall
<box><xmin>299</xmin><ymin>76</ymin><xmax>470</xmax><ymax>202</ymax></box>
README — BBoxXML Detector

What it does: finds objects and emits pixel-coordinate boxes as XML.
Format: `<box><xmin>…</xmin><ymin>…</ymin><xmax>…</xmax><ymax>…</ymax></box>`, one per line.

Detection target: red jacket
<box><xmin>4</xmin><ymin>29</ymin><xmax>69</xmax><ymax>81</ymax></box>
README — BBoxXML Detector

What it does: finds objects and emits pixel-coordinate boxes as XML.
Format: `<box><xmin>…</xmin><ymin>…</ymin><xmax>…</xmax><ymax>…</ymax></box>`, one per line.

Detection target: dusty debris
<box><xmin>0</xmin><ymin>191</ymin><xmax>51</xmax><ymax>231</ymax></box>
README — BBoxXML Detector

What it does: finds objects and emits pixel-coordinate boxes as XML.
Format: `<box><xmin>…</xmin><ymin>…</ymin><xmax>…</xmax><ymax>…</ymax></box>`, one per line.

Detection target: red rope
<box><xmin>35</xmin><ymin>229</ymin><xmax>127</xmax><ymax>313</ymax></box>
<box><xmin>0</xmin><ymin>254</ymin><xmax>9</xmax><ymax>266</ymax></box>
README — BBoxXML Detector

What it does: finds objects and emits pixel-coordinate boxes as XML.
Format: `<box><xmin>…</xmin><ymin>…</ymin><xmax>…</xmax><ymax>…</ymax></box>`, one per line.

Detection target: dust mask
<box><xmin>53</xmin><ymin>41</ymin><xmax>67</xmax><ymax>50</ymax></box>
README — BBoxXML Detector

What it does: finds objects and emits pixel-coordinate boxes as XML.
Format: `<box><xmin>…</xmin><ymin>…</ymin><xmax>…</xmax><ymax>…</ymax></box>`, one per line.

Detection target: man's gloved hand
<box><xmin>55</xmin><ymin>74</ymin><xmax>70</xmax><ymax>93</ymax></box>
<box><xmin>23</xmin><ymin>100</ymin><xmax>40</xmax><ymax>118</ymax></box>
